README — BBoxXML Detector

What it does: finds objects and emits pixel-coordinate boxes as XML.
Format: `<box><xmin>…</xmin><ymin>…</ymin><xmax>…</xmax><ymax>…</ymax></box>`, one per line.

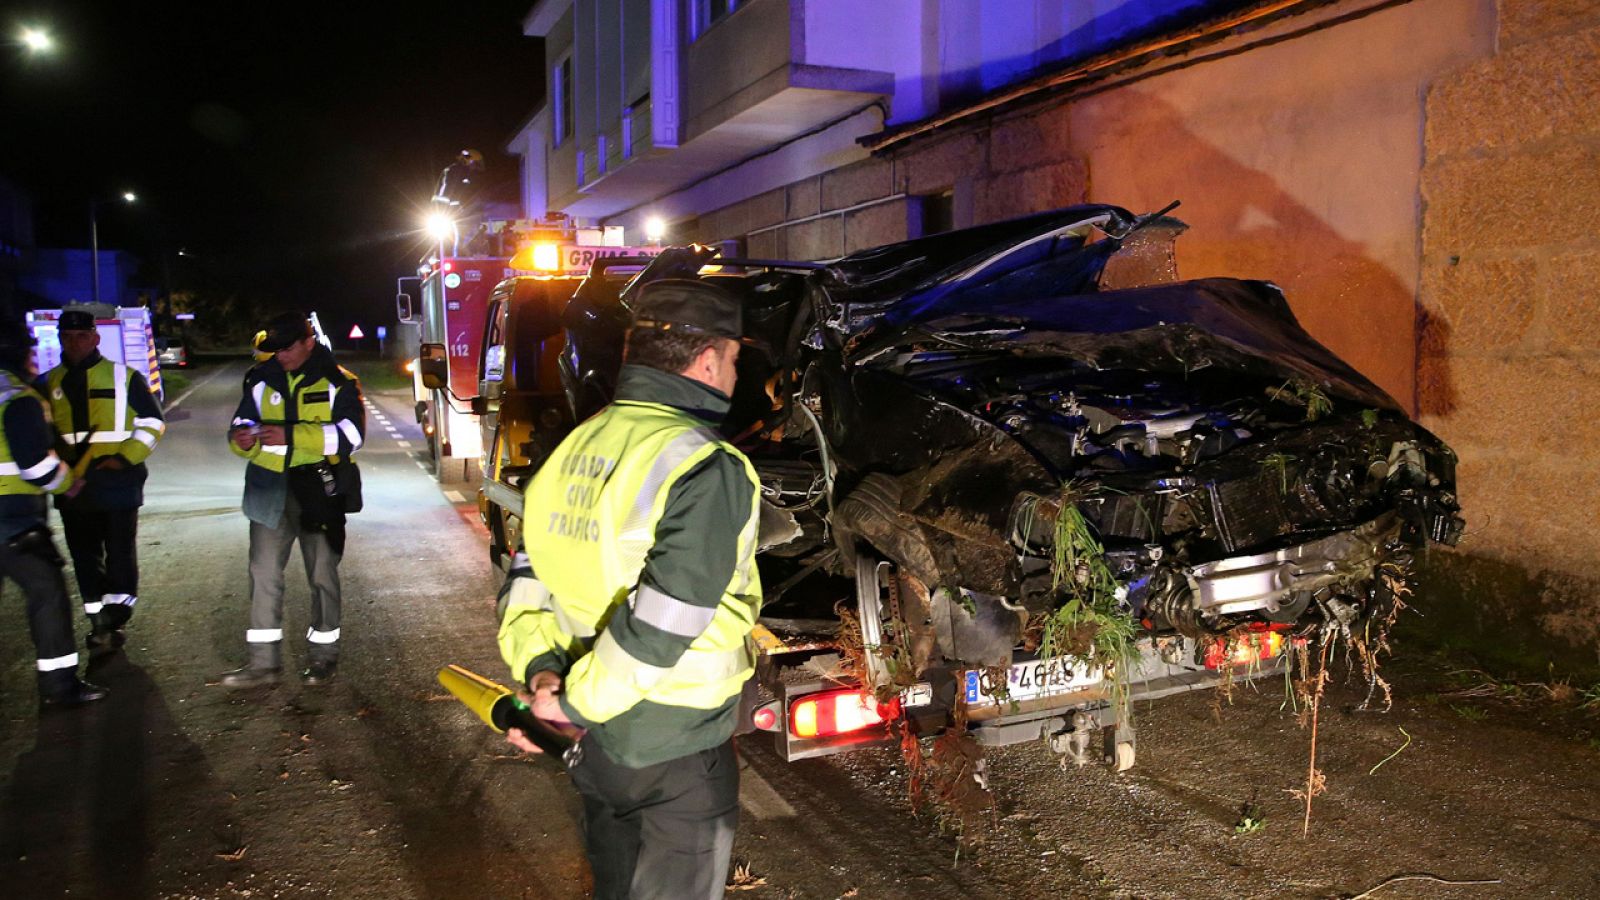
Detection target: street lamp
<box><xmin>19</xmin><ymin>26</ymin><xmax>53</xmax><ymax>54</ymax></box>
<box><xmin>644</xmin><ymin>216</ymin><xmax>665</xmax><ymax>244</ymax></box>
<box><xmin>90</xmin><ymin>192</ymin><xmax>137</xmax><ymax>305</ymax></box>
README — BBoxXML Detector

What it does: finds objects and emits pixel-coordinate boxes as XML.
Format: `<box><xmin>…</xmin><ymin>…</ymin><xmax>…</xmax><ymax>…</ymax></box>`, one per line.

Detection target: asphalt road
<box><xmin>1</xmin><ymin>357</ymin><xmax>1597</xmax><ymax>899</ymax></box>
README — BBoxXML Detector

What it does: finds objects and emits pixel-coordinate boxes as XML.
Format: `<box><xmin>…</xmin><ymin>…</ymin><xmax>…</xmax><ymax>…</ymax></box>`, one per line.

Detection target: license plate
<box><xmin>964</xmin><ymin>656</ymin><xmax>1103</xmax><ymax>706</ymax></box>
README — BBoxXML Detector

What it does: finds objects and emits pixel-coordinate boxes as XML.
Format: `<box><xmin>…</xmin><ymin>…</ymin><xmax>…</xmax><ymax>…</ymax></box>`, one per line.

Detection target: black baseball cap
<box><xmin>59</xmin><ymin>310</ymin><xmax>96</xmax><ymax>332</ymax></box>
<box><xmin>257</xmin><ymin>312</ymin><xmax>314</xmax><ymax>352</ymax></box>
<box><xmin>631</xmin><ymin>278</ymin><xmax>763</xmax><ymax>349</ymax></box>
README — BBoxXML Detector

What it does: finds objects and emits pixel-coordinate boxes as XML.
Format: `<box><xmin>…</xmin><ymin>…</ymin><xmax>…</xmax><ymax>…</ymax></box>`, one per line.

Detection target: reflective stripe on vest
<box><xmin>521</xmin><ymin>399</ymin><xmax>762</xmax><ymax>713</ymax></box>
<box><xmin>0</xmin><ymin>375</ymin><xmax>66</xmax><ymax>497</ymax></box>
<box><xmin>45</xmin><ymin>360</ymin><xmax>163</xmax><ymax>455</ymax></box>
<box><xmin>246</xmin><ymin>370</ymin><xmax>345</xmax><ymax>471</ymax></box>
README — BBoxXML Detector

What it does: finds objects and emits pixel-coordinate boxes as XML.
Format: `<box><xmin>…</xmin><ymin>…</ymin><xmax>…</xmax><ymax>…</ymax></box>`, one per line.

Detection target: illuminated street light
<box><xmin>644</xmin><ymin>217</ymin><xmax>665</xmax><ymax>244</ymax></box>
<box><xmin>90</xmin><ymin>192</ymin><xmax>139</xmax><ymax>305</ymax></box>
<box><xmin>19</xmin><ymin>26</ymin><xmax>53</xmax><ymax>54</ymax></box>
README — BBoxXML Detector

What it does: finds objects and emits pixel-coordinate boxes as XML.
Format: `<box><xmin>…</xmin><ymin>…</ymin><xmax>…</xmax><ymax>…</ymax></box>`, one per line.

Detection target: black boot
<box><xmin>86</xmin><ymin>628</ymin><xmax>127</xmax><ymax>656</ymax></box>
<box><xmin>216</xmin><ymin>642</ymin><xmax>282</xmax><ymax>689</ymax></box>
<box><xmin>301</xmin><ymin>660</ymin><xmax>337</xmax><ymax>685</ymax></box>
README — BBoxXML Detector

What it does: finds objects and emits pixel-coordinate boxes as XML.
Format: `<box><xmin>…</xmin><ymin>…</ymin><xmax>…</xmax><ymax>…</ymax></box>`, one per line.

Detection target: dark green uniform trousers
<box><xmin>566</xmin><ymin>736</ymin><xmax>739</xmax><ymax>900</ymax></box>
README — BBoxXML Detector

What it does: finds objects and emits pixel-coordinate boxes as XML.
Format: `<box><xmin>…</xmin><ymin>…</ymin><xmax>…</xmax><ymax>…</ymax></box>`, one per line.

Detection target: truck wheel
<box><xmin>430</xmin><ymin>426</ymin><xmax>470</xmax><ymax>485</ymax></box>
<box><xmin>488</xmin><ymin>505</ymin><xmax>522</xmax><ymax>571</ymax></box>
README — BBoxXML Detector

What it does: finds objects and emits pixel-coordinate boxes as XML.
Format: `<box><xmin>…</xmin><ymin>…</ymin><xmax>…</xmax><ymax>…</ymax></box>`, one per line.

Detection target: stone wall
<box><xmin>1415</xmin><ymin>0</ymin><xmax>1600</xmax><ymax>675</ymax></box>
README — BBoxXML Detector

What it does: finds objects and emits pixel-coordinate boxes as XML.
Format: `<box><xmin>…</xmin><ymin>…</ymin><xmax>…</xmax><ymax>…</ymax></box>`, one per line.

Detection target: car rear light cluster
<box><xmin>1203</xmin><ymin>624</ymin><xmax>1291</xmax><ymax>670</ymax></box>
<box><xmin>792</xmin><ymin>690</ymin><xmax>895</xmax><ymax>738</ymax></box>
<box><xmin>755</xmin><ymin>689</ymin><xmax>898</xmax><ymax>739</ymax></box>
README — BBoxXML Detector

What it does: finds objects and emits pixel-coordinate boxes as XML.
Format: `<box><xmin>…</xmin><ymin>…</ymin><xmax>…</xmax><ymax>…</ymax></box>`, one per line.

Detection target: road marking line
<box><xmin>738</xmin><ymin>767</ymin><xmax>796</xmax><ymax>820</ymax></box>
<box><xmin>165</xmin><ymin>365</ymin><xmax>235</xmax><ymax>412</ymax></box>
<box><xmin>417</xmin><ymin>462</ymin><xmax>431</xmax><ymax>473</ymax></box>
<box><xmin>396</xmin><ymin>440</ymin><xmax>412</xmax><ymax>448</ymax></box>
<box><xmin>444</xmin><ymin>490</ymin><xmax>465</xmax><ymax>503</ymax></box>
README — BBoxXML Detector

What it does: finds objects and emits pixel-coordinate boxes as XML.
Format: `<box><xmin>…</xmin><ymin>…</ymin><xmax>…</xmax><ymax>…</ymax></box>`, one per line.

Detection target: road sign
<box><xmin>348</xmin><ymin>324</ymin><xmax>365</xmax><ymax>340</ymax></box>
<box><xmin>376</xmin><ymin>325</ymin><xmax>388</xmax><ymax>340</ymax></box>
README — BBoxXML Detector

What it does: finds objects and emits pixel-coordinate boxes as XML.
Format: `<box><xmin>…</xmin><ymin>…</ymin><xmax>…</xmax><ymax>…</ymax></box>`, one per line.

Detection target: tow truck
<box><xmin>446</xmin><ymin>207</ymin><xmax>1457</xmax><ymax>771</ymax></box>
<box><xmin>400</xmin><ymin>217</ymin><xmax>661</xmax><ymax>484</ymax></box>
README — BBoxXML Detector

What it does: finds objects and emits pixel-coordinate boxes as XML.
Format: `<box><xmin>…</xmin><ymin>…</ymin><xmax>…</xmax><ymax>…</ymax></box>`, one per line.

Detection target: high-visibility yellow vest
<box><xmin>238</xmin><ymin>369</ymin><xmax>356</xmax><ymax>472</ymax></box>
<box><xmin>517</xmin><ymin>398</ymin><xmax>762</xmax><ymax>722</ymax></box>
<box><xmin>0</xmin><ymin>375</ymin><xmax>68</xmax><ymax>496</ymax></box>
<box><xmin>44</xmin><ymin>359</ymin><xmax>164</xmax><ymax>465</ymax></box>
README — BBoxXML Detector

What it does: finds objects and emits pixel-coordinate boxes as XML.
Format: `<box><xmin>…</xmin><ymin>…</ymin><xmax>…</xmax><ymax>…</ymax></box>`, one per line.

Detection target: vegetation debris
<box><xmin>1368</xmin><ymin>727</ymin><xmax>1413</xmax><ymax>776</ymax></box>
<box><xmin>725</xmin><ymin>861</ymin><xmax>767</xmax><ymax>891</ymax></box>
<box><xmin>1288</xmin><ymin>639</ymin><xmax>1330</xmax><ymax>836</ymax></box>
<box><xmin>1344</xmin><ymin>873</ymin><xmax>1503</xmax><ymax>899</ymax></box>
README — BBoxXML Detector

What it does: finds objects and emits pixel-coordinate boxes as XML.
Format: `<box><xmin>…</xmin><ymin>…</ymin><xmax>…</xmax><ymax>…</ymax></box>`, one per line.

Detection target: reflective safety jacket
<box><xmin>230</xmin><ymin>345</ymin><xmax>364</xmax><ymax>528</ymax></box>
<box><xmin>42</xmin><ymin>351</ymin><xmax>164</xmax><ymax>508</ymax></box>
<box><xmin>0</xmin><ymin>370</ymin><xmax>74</xmax><ymax>540</ymax></box>
<box><xmin>497</xmin><ymin>364</ymin><xmax>761</xmax><ymax>768</ymax></box>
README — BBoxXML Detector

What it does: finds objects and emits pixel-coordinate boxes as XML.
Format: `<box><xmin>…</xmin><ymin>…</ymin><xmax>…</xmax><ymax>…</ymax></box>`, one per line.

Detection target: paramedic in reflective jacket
<box><xmin>41</xmin><ymin>309</ymin><xmax>165</xmax><ymax>654</ymax></box>
<box><xmin>497</xmin><ymin>278</ymin><xmax>762</xmax><ymax>900</ymax></box>
<box><xmin>217</xmin><ymin>312</ymin><xmax>364</xmax><ymax>688</ymax></box>
<box><xmin>0</xmin><ymin>316</ymin><xmax>107</xmax><ymax>707</ymax></box>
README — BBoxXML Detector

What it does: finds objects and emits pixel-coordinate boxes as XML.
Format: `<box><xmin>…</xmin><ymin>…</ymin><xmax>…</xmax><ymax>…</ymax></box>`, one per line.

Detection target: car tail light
<box><xmin>788</xmin><ymin>690</ymin><xmax>895</xmax><ymax>739</ymax></box>
<box><xmin>751</xmin><ymin>706</ymin><xmax>778</xmax><ymax>732</ymax></box>
<box><xmin>1204</xmin><ymin>625</ymin><xmax>1289</xmax><ymax>670</ymax></box>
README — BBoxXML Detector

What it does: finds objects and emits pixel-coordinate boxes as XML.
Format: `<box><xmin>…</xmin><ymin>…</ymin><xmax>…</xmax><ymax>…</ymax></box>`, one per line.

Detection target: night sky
<box><xmin>2</xmin><ymin>0</ymin><xmax>542</xmax><ymax>338</ymax></box>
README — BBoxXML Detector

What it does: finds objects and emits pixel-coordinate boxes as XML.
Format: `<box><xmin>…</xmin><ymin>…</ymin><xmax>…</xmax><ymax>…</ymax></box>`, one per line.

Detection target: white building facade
<box><xmin>510</xmin><ymin>0</ymin><xmax>1247</xmax><ymax>249</ymax></box>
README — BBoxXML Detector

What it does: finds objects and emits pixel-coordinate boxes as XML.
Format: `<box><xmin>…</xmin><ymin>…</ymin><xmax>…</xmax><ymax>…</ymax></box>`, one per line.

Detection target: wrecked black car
<box><xmin>520</xmin><ymin>204</ymin><xmax>1463</xmax><ymax>766</ymax></box>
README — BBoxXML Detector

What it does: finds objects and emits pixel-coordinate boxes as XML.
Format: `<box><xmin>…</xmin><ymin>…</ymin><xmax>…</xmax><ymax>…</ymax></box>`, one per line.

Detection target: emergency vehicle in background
<box><xmin>27</xmin><ymin>305</ymin><xmax>163</xmax><ymax>401</ymax></box>
<box><xmin>400</xmin><ymin>215</ymin><xmax>659</xmax><ymax>484</ymax></box>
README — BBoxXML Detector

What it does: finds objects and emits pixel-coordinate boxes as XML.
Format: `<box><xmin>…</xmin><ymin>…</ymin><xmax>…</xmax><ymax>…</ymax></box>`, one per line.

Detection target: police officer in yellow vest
<box><xmin>218</xmin><ymin>312</ymin><xmax>364</xmax><ymax>688</ymax></box>
<box><xmin>0</xmin><ymin>316</ymin><xmax>107</xmax><ymax>707</ymax></box>
<box><xmin>41</xmin><ymin>309</ymin><xmax>166</xmax><ymax>654</ymax></box>
<box><xmin>498</xmin><ymin>278</ymin><xmax>762</xmax><ymax>900</ymax></box>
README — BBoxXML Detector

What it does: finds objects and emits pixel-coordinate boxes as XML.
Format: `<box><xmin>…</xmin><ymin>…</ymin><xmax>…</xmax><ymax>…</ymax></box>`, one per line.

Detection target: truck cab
<box><xmin>474</xmin><ymin>275</ymin><xmax>584</xmax><ymax>566</ymax></box>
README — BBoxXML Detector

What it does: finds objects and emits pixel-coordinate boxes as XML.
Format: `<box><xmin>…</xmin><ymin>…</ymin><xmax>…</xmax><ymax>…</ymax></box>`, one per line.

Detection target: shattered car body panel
<box><xmin>556</xmin><ymin>203</ymin><xmax>1463</xmax><ymax>725</ymax></box>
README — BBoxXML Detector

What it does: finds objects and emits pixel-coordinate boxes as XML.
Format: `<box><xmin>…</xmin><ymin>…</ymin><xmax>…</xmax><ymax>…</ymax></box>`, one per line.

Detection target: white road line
<box><xmin>416</xmin><ymin>462</ymin><xmax>430</xmax><ymax>473</ymax></box>
<box><xmin>396</xmin><ymin>440</ymin><xmax>411</xmax><ymax>448</ymax></box>
<box><xmin>444</xmin><ymin>490</ymin><xmax>465</xmax><ymax>503</ymax></box>
<box><xmin>738</xmin><ymin>767</ymin><xmax>796</xmax><ymax>820</ymax></box>
<box><xmin>164</xmin><ymin>365</ymin><xmax>235</xmax><ymax>412</ymax></box>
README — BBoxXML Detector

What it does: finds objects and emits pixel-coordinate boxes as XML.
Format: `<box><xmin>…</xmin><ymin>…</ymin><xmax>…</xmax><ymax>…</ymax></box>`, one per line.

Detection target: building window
<box><xmin>554</xmin><ymin>55</ymin><xmax>574</xmax><ymax>146</ymax></box>
<box><xmin>914</xmin><ymin>190</ymin><xmax>955</xmax><ymax>237</ymax></box>
<box><xmin>689</xmin><ymin>0</ymin><xmax>736</xmax><ymax>41</ymax></box>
